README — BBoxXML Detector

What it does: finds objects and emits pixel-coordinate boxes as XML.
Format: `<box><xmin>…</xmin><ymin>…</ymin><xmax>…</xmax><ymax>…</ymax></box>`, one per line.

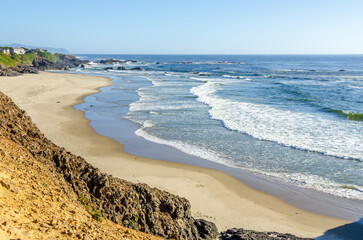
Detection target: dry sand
<box><xmin>0</xmin><ymin>72</ymin><xmax>351</xmax><ymax>238</ymax></box>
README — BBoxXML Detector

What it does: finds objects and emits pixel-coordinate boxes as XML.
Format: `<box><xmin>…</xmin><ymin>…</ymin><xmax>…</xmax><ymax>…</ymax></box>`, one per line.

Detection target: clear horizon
<box><xmin>1</xmin><ymin>0</ymin><xmax>363</xmax><ymax>54</ymax></box>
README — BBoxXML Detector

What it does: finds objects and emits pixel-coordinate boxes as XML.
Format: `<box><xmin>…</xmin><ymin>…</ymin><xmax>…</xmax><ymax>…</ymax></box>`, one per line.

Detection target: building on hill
<box><xmin>35</xmin><ymin>48</ymin><xmax>47</xmax><ymax>52</ymax></box>
<box><xmin>1</xmin><ymin>48</ymin><xmax>11</xmax><ymax>55</ymax></box>
<box><xmin>10</xmin><ymin>47</ymin><xmax>26</xmax><ymax>55</ymax></box>
<box><xmin>26</xmin><ymin>49</ymin><xmax>38</xmax><ymax>54</ymax></box>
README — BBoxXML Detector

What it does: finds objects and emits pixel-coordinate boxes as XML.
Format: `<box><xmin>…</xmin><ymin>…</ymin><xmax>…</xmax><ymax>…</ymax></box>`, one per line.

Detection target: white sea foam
<box><xmin>348</xmin><ymin>84</ymin><xmax>363</xmax><ymax>89</ymax></box>
<box><xmin>190</xmin><ymin>80</ymin><xmax>363</xmax><ymax>161</ymax></box>
<box><xmin>135</xmin><ymin>127</ymin><xmax>234</xmax><ymax>166</ymax></box>
<box><xmin>136</xmin><ymin>121</ymin><xmax>363</xmax><ymax>200</ymax></box>
<box><xmin>247</xmin><ymin>168</ymin><xmax>363</xmax><ymax>200</ymax></box>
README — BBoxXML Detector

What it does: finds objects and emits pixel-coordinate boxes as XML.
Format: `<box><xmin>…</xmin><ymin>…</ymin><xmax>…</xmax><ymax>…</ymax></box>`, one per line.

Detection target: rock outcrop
<box><xmin>0</xmin><ymin>54</ymin><xmax>88</xmax><ymax>76</ymax></box>
<box><xmin>131</xmin><ymin>67</ymin><xmax>142</xmax><ymax>71</ymax></box>
<box><xmin>0</xmin><ymin>91</ymin><xmax>218</xmax><ymax>240</ymax></box>
<box><xmin>0</xmin><ymin>137</ymin><xmax>161</xmax><ymax>240</ymax></box>
<box><xmin>220</xmin><ymin>228</ymin><xmax>313</xmax><ymax>240</ymax></box>
<box><xmin>32</xmin><ymin>54</ymin><xmax>86</xmax><ymax>70</ymax></box>
<box><xmin>100</xmin><ymin>59</ymin><xmax>126</xmax><ymax>64</ymax></box>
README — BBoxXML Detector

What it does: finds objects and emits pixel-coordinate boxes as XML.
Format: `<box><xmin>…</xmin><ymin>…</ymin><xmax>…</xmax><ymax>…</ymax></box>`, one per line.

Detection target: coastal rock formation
<box><xmin>105</xmin><ymin>67</ymin><xmax>114</xmax><ymax>70</ymax></box>
<box><xmin>32</xmin><ymin>57</ymin><xmax>56</xmax><ymax>70</ymax></box>
<box><xmin>32</xmin><ymin>54</ymin><xmax>86</xmax><ymax>70</ymax></box>
<box><xmin>0</xmin><ymin>64</ymin><xmax>21</xmax><ymax>76</ymax></box>
<box><xmin>220</xmin><ymin>228</ymin><xmax>313</xmax><ymax>240</ymax></box>
<box><xmin>0</xmin><ymin>91</ymin><xmax>218</xmax><ymax>240</ymax></box>
<box><xmin>100</xmin><ymin>59</ymin><xmax>126</xmax><ymax>64</ymax></box>
<box><xmin>0</xmin><ymin>137</ymin><xmax>161</xmax><ymax>240</ymax></box>
<box><xmin>118</xmin><ymin>66</ymin><xmax>127</xmax><ymax>70</ymax></box>
<box><xmin>131</xmin><ymin>67</ymin><xmax>142</xmax><ymax>71</ymax></box>
<box><xmin>0</xmin><ymin>64</ymin><xmax>38</xmax><ymax>76</ymax></box>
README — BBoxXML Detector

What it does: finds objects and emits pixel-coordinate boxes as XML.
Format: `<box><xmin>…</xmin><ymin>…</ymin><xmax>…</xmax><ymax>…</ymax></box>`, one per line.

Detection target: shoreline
<box><xmin>0</xmin><ymin>72</ymin><xmax>357</xmax><ymax>238</ymax></box>
<box><xmin>84</xmin><ymin>110</ymin><xmax>363</xmax><ymax>221</ymax></box>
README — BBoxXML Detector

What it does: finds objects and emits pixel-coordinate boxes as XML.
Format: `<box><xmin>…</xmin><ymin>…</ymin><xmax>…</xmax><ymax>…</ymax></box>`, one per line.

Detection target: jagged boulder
<box><xmin>131</xmin><ymin>67</ymin><xmax>142</xmax><ymax>71</ymax></box>
<box><xmin>0</xmin><ymin>64</ymin><xmax>21</xmax><ymax>76</ymax></box>
<box><xmin>15</xmin><ymin>64</ymin><xmax>38</xmax><ymax>74</ymax></box>
<box><xmin>220</xmin><ymin>228</ymin><xmax>313</xmax><ymax>240</ymax></box>
<box><xmin>32</xmin><ymin>57</ymin><xmax>56</xmax><ymax>70</ymax></box>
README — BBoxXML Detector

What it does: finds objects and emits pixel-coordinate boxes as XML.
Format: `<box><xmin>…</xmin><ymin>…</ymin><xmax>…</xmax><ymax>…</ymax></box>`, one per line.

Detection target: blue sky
<box><xmin>1</xmin><ymin>0</ymin><xmax>363</xmax><ymax>54</ymax></box>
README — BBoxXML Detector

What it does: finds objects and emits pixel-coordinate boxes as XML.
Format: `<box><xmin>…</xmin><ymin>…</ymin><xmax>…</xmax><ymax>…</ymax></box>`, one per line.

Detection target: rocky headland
<box><xmin>0</xmin><ymin>53</ymin><xmax>87</xmax><ymax>76</ymax></box>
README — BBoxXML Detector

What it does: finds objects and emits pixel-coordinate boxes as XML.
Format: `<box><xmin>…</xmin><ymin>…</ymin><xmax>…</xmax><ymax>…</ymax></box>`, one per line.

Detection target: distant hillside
<box><xmin>5</xmin><ymin>43</ymin><xmax>69</xmax><ymax>54</ymax></box>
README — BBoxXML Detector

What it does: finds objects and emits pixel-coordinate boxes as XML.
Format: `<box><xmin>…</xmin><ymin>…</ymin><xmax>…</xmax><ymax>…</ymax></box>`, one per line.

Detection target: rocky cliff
<box><xmin>0</xmin><ymin>91</ymin><xmax>218</xmax><ymax>239</ymax></box>
<box><xmin>0</xmin><ymin>135</ymin><xmax>160</xmax><ymax>240</ymax></box>
<box><xmin>0</xmin><ymin>54</ymin><xmax>87</xmax><ymax>76</ymax></box>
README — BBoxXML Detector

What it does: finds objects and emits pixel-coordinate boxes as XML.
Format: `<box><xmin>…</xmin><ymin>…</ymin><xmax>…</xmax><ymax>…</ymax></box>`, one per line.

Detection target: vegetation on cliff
<box><xmin>0</xmin><ymin>48</ymin><xmax>62</xmax><ymax>67</ymax></box>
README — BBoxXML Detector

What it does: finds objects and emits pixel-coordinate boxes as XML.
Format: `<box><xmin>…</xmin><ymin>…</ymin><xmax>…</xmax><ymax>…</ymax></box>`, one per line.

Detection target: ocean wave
<box><xmin>348</xmin><ymin>84</ymin><xmax>363</xmax><ymax>89</ymax></box>
<box><xmin>247</xmin><ymin>168</ymin><xmax>363</xmax><ymax>200</ymax></box>
<box><xmin>190</xmin><ymin>80</ymin><xmax>363</xmax><ymax>161</ymax></box>
<box><xmin>222</xmin><ymin>75</ymin><xmax>252</xmax><ymax>81</ymax></box>
<box><xmin>136</xmin><ymin>122</ymin><xmax>363</xmax><ymax>200</ymax></box>
<box><xmin>324</xmin><ymin>108</ymin><xmax>363</xmax><ymax>121</ymax></box>
<box><xmin>135</xmin><ymin>127</ymin><xmax>234</xmax><ymax>166</ymax></box>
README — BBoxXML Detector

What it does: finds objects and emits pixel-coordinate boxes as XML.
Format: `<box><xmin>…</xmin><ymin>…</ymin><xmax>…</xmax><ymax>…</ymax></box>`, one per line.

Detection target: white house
<box><xmin>10</xmin><ymin>47</ymin><xmax>26</xmax><ymax>55</ymax></box>
<box><xmin>0</xmin><ymin>48</ymin><xmax>10</xmax><ymax>55</ymax></box>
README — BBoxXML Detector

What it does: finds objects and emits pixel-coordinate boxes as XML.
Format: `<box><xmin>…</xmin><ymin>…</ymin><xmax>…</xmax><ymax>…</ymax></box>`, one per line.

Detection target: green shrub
<box><xmin>78</xmin><ymin>189</ymin><xmax>104</xmax><ymax>222</ymax></box>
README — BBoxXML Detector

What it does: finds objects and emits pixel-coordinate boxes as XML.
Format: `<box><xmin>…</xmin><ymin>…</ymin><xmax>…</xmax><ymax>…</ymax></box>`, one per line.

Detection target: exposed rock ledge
<box><xmin>0</xmin><ymin>54</ymin><xmax>88</xmax><ymax>76</ymax></box>
<box><xmin>0</xmin><ymin>91</ymin><xmax>218</xmax><ymax>239</ymax></box>
<box><xmin>220</xmin><ymin>228</ymin><xmax>313</xmax><ymax>240</ymax></box>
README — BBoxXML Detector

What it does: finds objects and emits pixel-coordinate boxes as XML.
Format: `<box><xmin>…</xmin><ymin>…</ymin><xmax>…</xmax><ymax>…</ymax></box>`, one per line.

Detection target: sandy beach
<box><xmin>0</xmin><ymin>72</ymin><xmax>352</xmax><ymax>238</ymax></box>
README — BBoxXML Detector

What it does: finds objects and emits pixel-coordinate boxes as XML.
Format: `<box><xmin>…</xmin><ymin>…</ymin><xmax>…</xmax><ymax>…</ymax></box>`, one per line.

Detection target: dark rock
<box><xmin>338</xmin><ymin>69</ymin><xmax>346</xmax><ymax>72</ymax></box>
<box><xmin>15</xmin><ymin>64</ymin><xmax>38</xmax><ymax>74</ymax></box>
<box><xmin>130</xmin><ymin>67</ymin><xmax>142</xmax><ymax>71</ymax></box>
<box><xmin>32</xmin><ymin>58</ymin><xmax>56</xmax><ymax>70</ymax></box>
<box><xmin>104</xmin><ymin>67</ymin><xmax>113</xmax><ymax>70</ymax></box>
<box><xmin>55</xmin><ymin>54</ymin><xmax>85</xmax><ymax>69</ymax></box>
<box><xmin>0</xmin><ymin>64</ymin><xmax>21</xmax><ymax>76</ymax></box>
<box><xmin>220</xmin><ymin>228</ymin><xmax>313</xmax><ymax>240</ymax></box>
<box><xmin>80</xmin><ymin>64</ymin><xmax>85</xmax><ymax>68</ymax></box>
<box><xmin>194</xmin><ymin>219</ymin><xmax>218</xmax><ymax>239</ymax></box>
<box><xmin>117</xmin><ymin>67</ymin><xmax>127</xmax><ymax>70</ymax></box>
<box><xmin>199</xmin><ymin>74</ymin><xmax>207</xmax><ymax>76</ymax></box>
<box><xmin>99</xmin><ymin>59</ymin><xmax>125</xmax><ymax>64</ymax></box>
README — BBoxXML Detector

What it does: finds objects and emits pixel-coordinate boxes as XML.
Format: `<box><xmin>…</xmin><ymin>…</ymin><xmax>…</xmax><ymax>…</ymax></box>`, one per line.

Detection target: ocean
<box><xmin>72</xmin><ymin>54</ymin><xmax>363</xmax><ymax>200</ymax></box>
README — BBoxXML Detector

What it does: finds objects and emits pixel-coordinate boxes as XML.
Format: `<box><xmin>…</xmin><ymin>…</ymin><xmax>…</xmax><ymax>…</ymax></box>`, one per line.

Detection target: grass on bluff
<box><xmin>0</xmin><ymin>50</ymin><xmax>60</xmax><ymax>67</ymax></box>
<box><xmin>0</xmin><ymin>53</ymin><xmax>17</xmax><ymax>67</ymax></box>
<box><xmin>37</xmin><ymin>51</ymin><xmax>58</xmax><ymax>62</ymax></box>
<box><xmin>21</xmin><ymin>53</ymin><xmax>38</xmax><ymax>64</ymax></box>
